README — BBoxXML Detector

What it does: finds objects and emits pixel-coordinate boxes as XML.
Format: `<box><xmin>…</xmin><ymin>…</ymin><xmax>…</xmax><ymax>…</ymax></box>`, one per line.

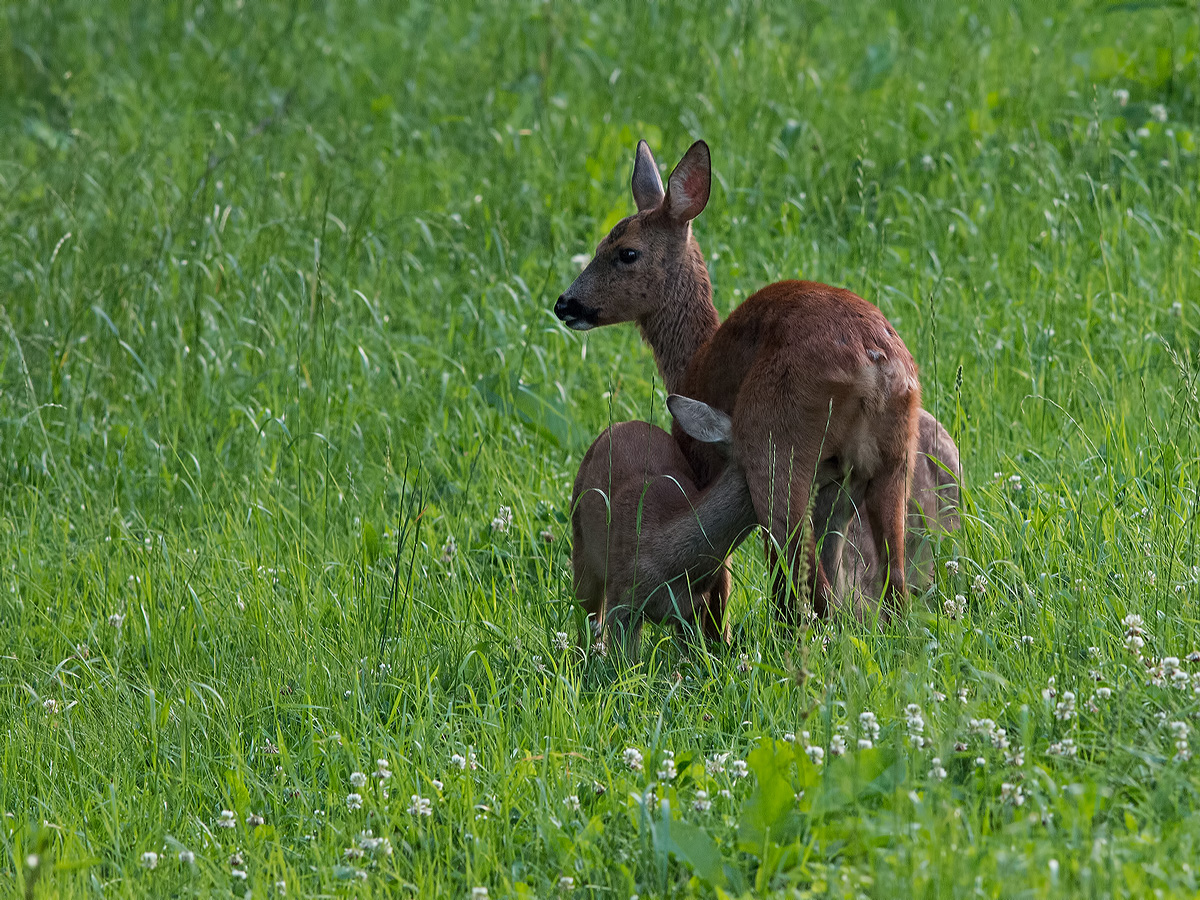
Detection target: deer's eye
<box><xmin>617</xmin><ymin>248</ymin><xmax>639</xmax><ymax>264</ymax></box>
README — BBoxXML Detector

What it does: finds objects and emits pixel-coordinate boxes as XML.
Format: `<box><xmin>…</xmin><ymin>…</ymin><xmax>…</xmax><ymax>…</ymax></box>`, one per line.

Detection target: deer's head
<box><xmin>554</xmin><ymin>140</ymin><xmax>711</xmax><ymax>330</ymax></box>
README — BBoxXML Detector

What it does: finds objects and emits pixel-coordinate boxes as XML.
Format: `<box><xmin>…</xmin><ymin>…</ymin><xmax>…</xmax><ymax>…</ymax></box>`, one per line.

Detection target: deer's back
<box><xmin>677</xmin><ymin>280</ymin><xmax>920</xmax><ymax>485</ymax></box>
<box><xmin>572</xmin><ymin>421</ymin><xmax>699</xmax><ymax>556</ymax></box>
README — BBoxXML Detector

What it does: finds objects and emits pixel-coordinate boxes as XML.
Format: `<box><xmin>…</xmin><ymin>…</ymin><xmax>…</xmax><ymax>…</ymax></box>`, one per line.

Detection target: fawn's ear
<box><xmin>631</xmin><ymin>140</ymin><xmax>665</xmax><ymax>212</ymax></box>
<box><xmin>668</xmin><ymin>394</ymin><xmax>732</xmax><ymax>444</ymax></box>
<box><xmin>662</xmin><ymin>140</ymin><xmax>711</xmax><ymax>224</ymax></box>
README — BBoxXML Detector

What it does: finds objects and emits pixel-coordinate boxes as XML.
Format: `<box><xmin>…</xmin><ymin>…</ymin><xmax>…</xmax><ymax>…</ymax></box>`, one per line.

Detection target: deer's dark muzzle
<box><xmin>554</xmin><ymin>294</ymin><xmax>599</xmax><ymax>331</ymax></box>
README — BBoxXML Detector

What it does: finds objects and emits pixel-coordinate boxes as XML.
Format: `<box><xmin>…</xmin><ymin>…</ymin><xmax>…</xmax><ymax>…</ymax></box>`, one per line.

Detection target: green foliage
<box><xmin>3</xmin><ymin>0</ymin><xmax>1200</xmax><ymax>897</ymax></box>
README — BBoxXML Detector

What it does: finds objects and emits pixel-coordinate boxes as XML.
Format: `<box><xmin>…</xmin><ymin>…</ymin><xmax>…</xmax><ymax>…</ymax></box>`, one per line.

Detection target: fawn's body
<box><xmin>557</xmin><ymin>140</ymin><xmax>921</xmax><ymax>623</ymax></box>
<box><xmin>571</xmin><ymin>396</ymin><xmax>758</xmax><ymax>654</ymax></box>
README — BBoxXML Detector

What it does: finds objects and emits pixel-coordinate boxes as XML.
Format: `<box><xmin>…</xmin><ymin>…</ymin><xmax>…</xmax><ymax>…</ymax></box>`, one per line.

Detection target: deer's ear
<box><xmin>668</xmin><ymin>394</ymin><xmax>732</xmax><ymax>444</ymax></box>
<box><xmin>631</xmin><ymin>140</ymin><xmax>665</xmax><ymax>212</ymax></box>
<box><xmin>663</xmin><ymin>140</ymin><xmax>711</xmax><ymax>224</ymax></box>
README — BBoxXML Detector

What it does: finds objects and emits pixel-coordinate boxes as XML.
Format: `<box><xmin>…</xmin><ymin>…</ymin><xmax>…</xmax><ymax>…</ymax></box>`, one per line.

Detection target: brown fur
<box><xmin>558</xmin><ymin>141</ymin><xmax>923</xmax><ymax>623</ymax></box>
<box><xmin>571</xmin><ymin>411</ymin><xmax>757</xmax><ymax>655</ymax></box>
<box><xmin>823</xmin><ymin>410</ymin><xmax>961</xmax><ymax>611</ymax></box>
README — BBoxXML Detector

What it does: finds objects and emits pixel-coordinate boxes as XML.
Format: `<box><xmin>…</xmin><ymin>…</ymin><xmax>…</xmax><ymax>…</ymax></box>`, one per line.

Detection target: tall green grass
<box><xmin>3</xmin><ymin>0</ymin><xmax>1200</xmax><ymax>896</ymax></box>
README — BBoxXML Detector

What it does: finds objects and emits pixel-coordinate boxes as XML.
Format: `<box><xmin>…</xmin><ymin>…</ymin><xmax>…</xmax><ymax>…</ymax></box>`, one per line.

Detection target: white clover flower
<box><xmin>178</xmin><ymin>849</ymin><xmax>194</xmax><ymax>864</ymax></box>
<box><xmin>624</xmin><ymin>748</ymin><xmax>644</xmax><ymax>772</ymax></box>
<box><xmin>217</xmin><ymin>809</ymin><xmax>237</xmax><ymax>829</ymax></box>
<box><xmin>472</xmin><ymin>888</ymin><xmax>490</xmax><ymax>900</ymax></box>
<box><xmin>553</xmin><ymin>631</ymin><xmax>569</xmax><ymax>652</ymax></box>
<box><xmin>431</xmin><ymin>779</ymin><xmax>443</xmax><ymax>791</ymax></box>
<box><xmin>737</xmin><ymin>653</ymin><xmax>751</xmax><ymax>673</ymax></box>
<box><xmin>350</xmin><ymin>771</ymin><xmax>367</xmax><ymax>788</ymax></box>
<box><xmin>957</xmin><ymin>686</ymin><xmax>969</xmax><ymax>703</ymax></box>
<box><xmin>945</xmin><ymin>559</ymin><xmax>960</xmax><ymax>576</ymax></box>
<box><xmin>1008</xmin><ymin>474</ymin><xmax>1023</xmax><ymax>491</ymax></box>
<box><xmin>1021</xmin><ymin>635</ymin><xmax>1035</xmax><ymax>646</ymax></box>
<box><xmin>975</xmin><ymin>757</ymin><xmax>987</xmax><ymax>768</ymax></box>
<box><xmin>1150</xmin><ymin>103</ymin><xmax>1168</xmax><ymax>122</ymax></box>
<box><xmin>692</xmin><ymin>789</ymin><xmax>712</xmax><ymax>812</ymax></box>
<box><xmin>829</xmin><ymin>734</ymin><xmax>847</xmax><ymax>756</ymax></box>
<box><xmin>532</xmin><ymin>655</ymin><xmax>546</xmax><ymax>674</ymax></box>
<box><xmin>564</xmin><ymin>794</ymin><xmax>581</xmax><ymax>812</ymax></box>
<box><xmin>729</xmin><ymin>759</ymin><xmax>749</xmax><ymax>779</ymax></box>
<box><xmin>408</xmin><ymin>794</ymin><xmax>432</xmax><ymax>816</ymax></box>
<box><xmin>490</xmin><ymin>506</ymin><xmax>513</xmax><ymax>533</ymax></box>
<box><xmin>970</xmin><ymin>718</ymin><xmax>996</xmax><ymax>737</ymax></box>
<box><xmin>246</xmin><ymin>813</ymin><xmax>264</xmax><ymax>827</ymax></box>
<box><xmin>859</xmin><ymin>711</ymin><xmax>880</xmax><ymax>742</ymax></box>
<box><xmin>1005</xmin><ymin>747</ymin><xmax>1025</xmax><ymax>766</ymax></box>
<box><xmin>108</xmin><ymin>613</ymin><xmax>125</xmax><ymax>628</ymax></box>
<box><xmin>904</xmin><ymin>704</ymin><xmax>925</xmax><ymax>742</ymax></box>
<box><xmin>276</xmin><ymin>880</ymin><xmax>286</xmax><ymax>894</ymax></box>
<box><xmin>972</xmin><ymin>574</ymin><xmax>988</xmax><ymax>596</ymax></box>
<box><xmin>375</xmin><ymin>758</ymin><xmax>392</xmax><ymax>781</ymax></box>
<box><xmin>1054</xmin><ymin>691</ymin><xmax>1076</xmax><ymax>721</ymax></box>
<box><xmin>1047</xmin><ymin>738</ymin><xmax>1077</xmax><ymax>758</ymax></box>
<box><xmin>140</xmin><ymin>851</ymin><xmax>158</xmax><ymax>869</ymax></box>
<box><xmin>943</xmin><ymin>595</ymin><xmax>966</xmax><ymax>620</ymax></box>
<box><xmin>42</xmin><ymin>698</ymin><xmax>59</xmax><ymax>714</ymax></box>
<box><xmin>657</xmin><ymin>751</ymin><xmax>677</xmax><ymax>781</ymax></box>
<box><xmin>346</xmin><ymin>793</ymin><xmax>363</xmax><ymax>810</ymax></box>
<box><xmin>1113</xmin><ymin>88</ymin><xmax>1130</xmax><ymax>106</ymax></box>
<box><xmin>450</xmin><ymin>753</ymin><xmax>467</xmax><ymax>770</ymax></box>
<box><xmin>929</xmin><ymin>758</ymin><xmax>947</xmax><ymax>781</ymax></box>
<box><xmin>1096</xmin><ymin>687</ymin><xmax>1111</xmax><ymax>700</ymax></box>
<box><xmin>1000</xmin><ymin>782</ymin><xmax>1025</xmax><ymax>806</ymax></box>
<box><xmin>1042</xmin><ymin>675</ymin><xmax>1057</xmax><ymax>700</ymax></box>
<box><xmin>558</xmin><ymin>876</ymin><xmax>575</xmax><ymax>891</ymax></box>
<box><xmin>806</xmin><ymin>745</ymin><xmax>824</xmax><ymax>766</ymax></box>
<box><xmin>591</xmin><ymin>639</ymin><xmax>608</xmax><ymax>659</ymax></box>
<box><xmin>358</xmin><ymin>832</ymin><xmax>393</xmax><ymax>857</ymax></box>
<box><xmin>344</xmin><ymin>846</ymin><xmax>364</xmax><ymax>860</ymax></box>
<box><xmin>232</xmin><ymin>868</ymin><xmax>248</xmax><ymax>880</ymax></box>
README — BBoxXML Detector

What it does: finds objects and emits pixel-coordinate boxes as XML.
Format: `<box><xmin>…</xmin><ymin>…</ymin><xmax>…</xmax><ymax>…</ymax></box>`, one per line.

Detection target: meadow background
<box><xmin>3</xmin><ymin>0</ymin><xmax>1200</xmax><ymax>896</ymax></box>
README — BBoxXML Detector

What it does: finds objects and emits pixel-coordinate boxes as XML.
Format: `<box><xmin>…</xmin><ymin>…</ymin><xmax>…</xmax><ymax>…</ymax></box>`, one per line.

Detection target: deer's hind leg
<box><xmin>863</xmin><ymin>457</ymin><xmax>912</xmax><ymax>624</ymax></box>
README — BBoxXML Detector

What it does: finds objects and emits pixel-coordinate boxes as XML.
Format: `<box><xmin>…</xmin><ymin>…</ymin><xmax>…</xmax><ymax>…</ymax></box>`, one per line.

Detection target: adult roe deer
<box><xmin>556</xmin><ymin>140</ymin><xmax>922</xmax><ymax>623</ymax></box>
<box><xmin>572</xmin><ymin>394</ymin><xmax>758</xmax><ymax>655</ymax></box>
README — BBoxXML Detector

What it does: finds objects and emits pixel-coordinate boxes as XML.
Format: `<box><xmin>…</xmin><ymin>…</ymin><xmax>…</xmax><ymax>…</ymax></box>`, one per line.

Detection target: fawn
<box><xmin>557</xmin><ymin>140</ymin><xmax>922</xmax><ymax>623</ymax></box>
<box><xmin>571</xmin><ymin>395</ymin><xmax>758</xmax><ymax>655</ymax></box>
<box><xmin>826</xmin><ymin>410</ymin><xmax>961</xmax><ymax>611</ymax></box>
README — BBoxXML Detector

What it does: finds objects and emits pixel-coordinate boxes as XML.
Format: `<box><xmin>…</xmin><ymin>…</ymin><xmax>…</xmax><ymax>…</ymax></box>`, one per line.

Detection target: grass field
<box><xmin>4</xmin><ymin>1</ymin><xmax>1200</xmax><ymax>896</ymax></box>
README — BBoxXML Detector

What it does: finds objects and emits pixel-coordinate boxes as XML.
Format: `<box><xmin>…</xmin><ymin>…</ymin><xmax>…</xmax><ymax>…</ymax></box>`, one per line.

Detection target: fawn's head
<box><xmin>554</xmin><ymin>140</ymin><xmax>711</xmax><ymax>330</ymax></box>
<box><xmin>667</xmin><ymin>394</ymin><xmax>735</xmax><ymax>457</ymax></box>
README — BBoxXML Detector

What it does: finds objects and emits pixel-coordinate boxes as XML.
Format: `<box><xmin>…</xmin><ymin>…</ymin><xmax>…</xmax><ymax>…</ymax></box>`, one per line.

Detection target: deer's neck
<box><xmin>638</xmin><ymin>237</ymin><xmax>718</xmax><ymax>395</ymax></box>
